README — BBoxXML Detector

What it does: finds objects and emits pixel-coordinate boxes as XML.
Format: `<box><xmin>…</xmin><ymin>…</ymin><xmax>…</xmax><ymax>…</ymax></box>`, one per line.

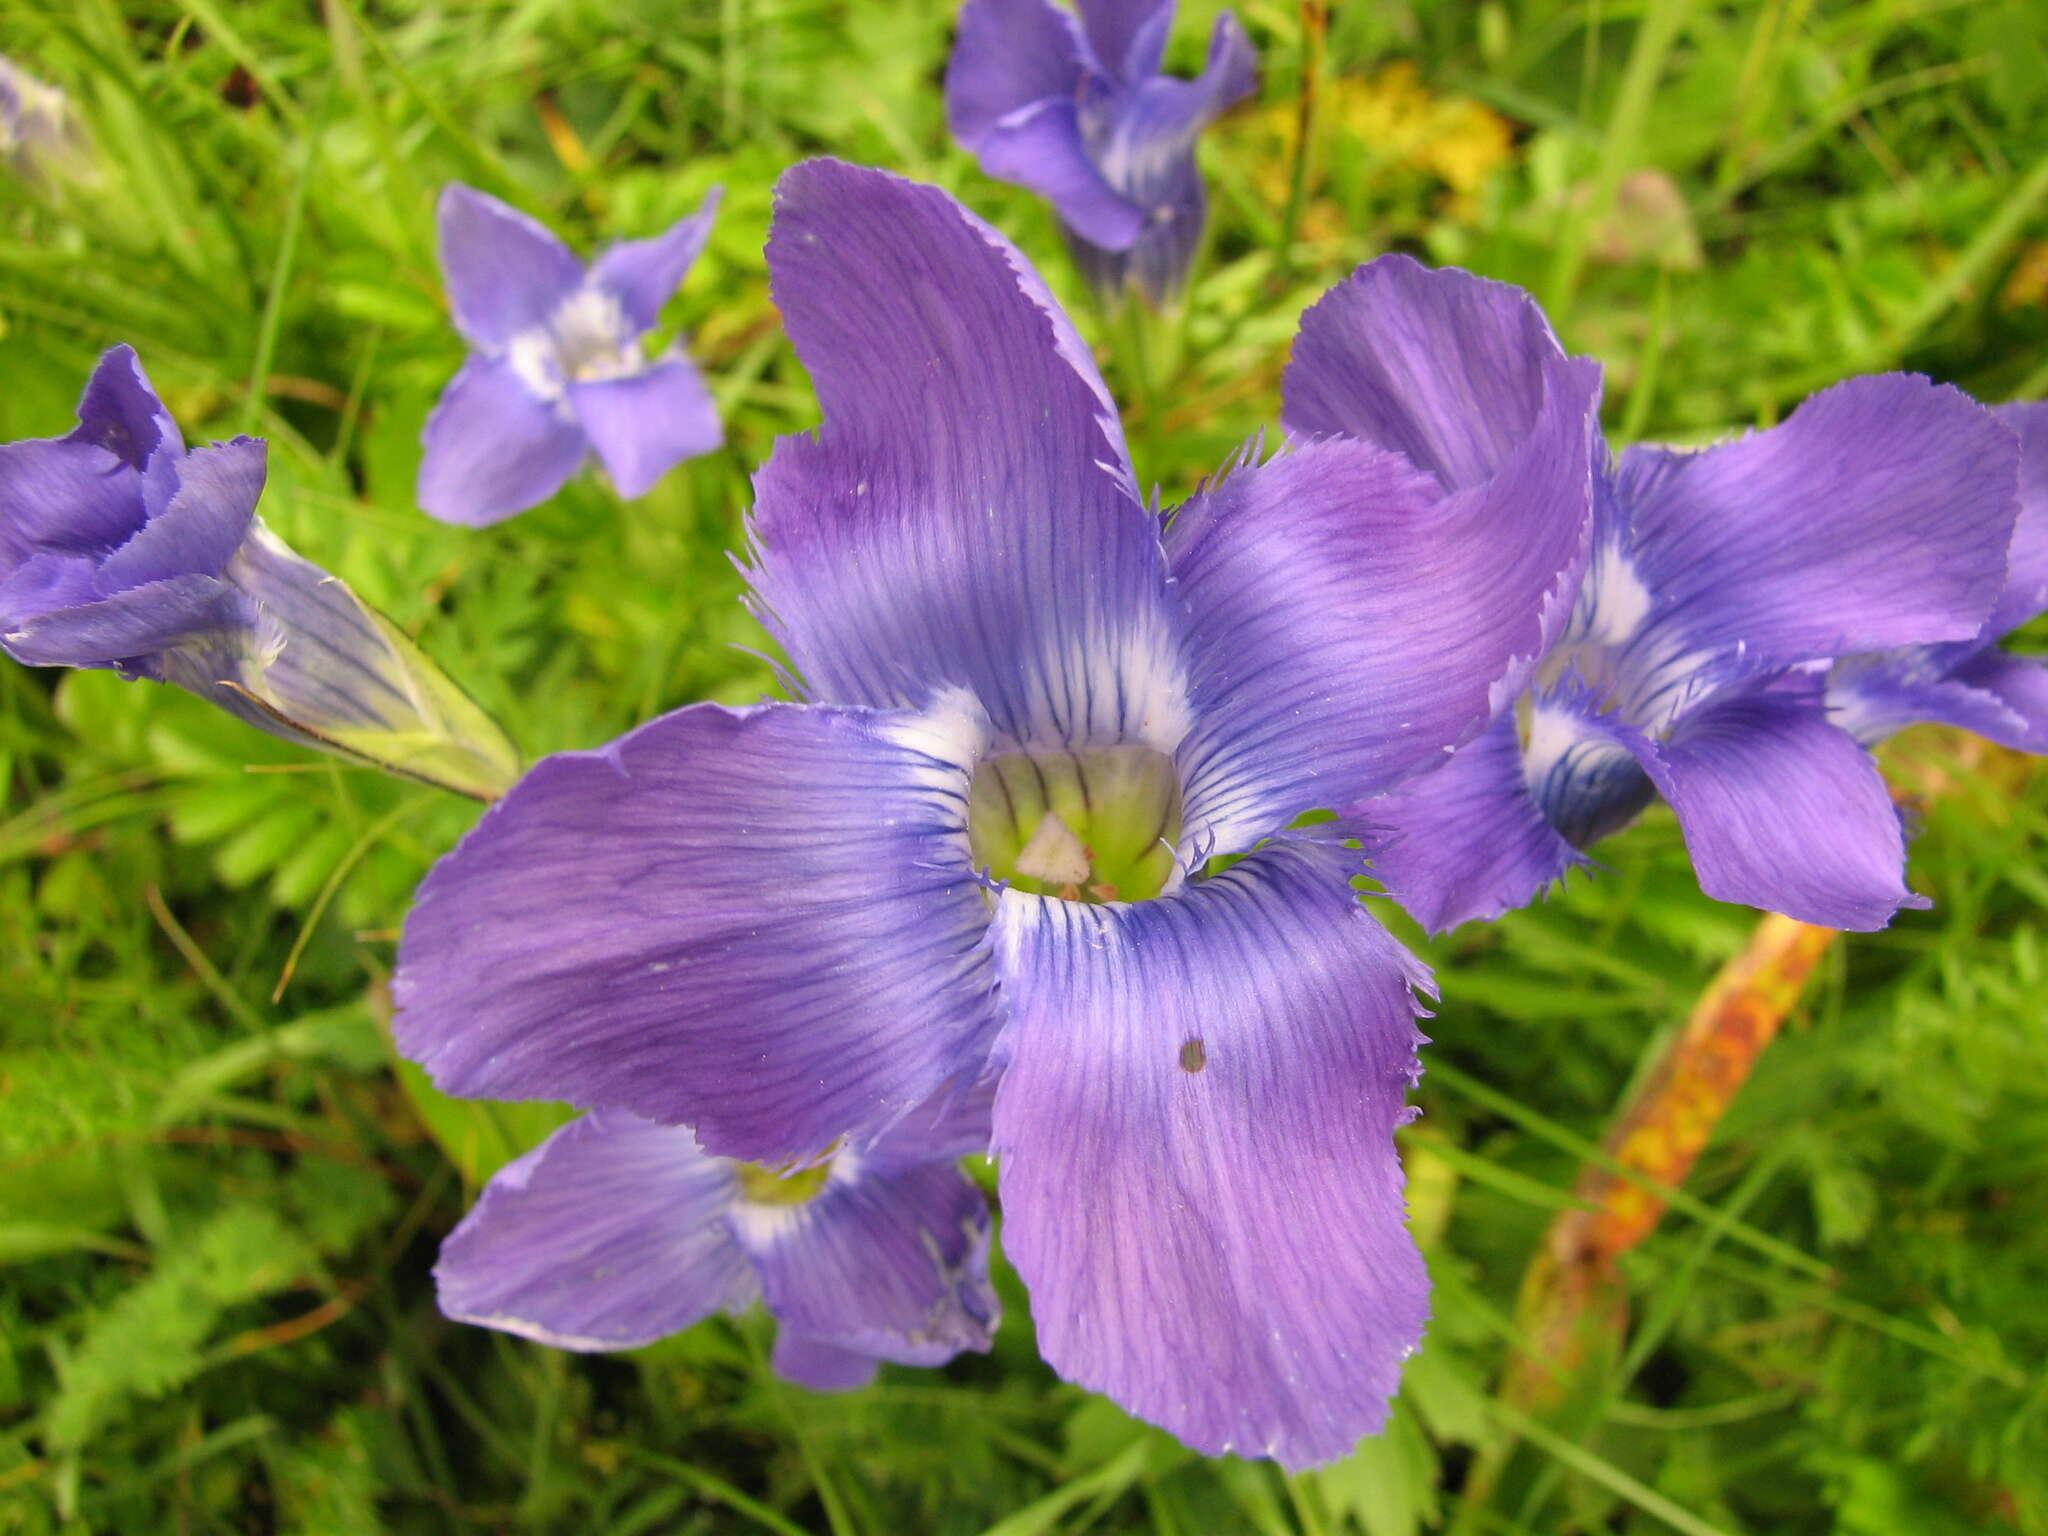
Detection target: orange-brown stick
<box><xmin>1500</xmin><ymin>914</ymin><xmax>1838</xmax><ymax>1416</ymax></box>
<box><xmin>1578</xmin><ymin>913</ymin><xmax>1839</xmax><ymax>1266</ymax></box>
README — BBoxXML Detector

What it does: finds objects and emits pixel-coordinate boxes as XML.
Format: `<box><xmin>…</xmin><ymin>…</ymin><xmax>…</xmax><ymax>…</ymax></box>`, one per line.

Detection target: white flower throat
<box><xmin>508</xmin><ymin>286</ymin><xmax>645</xmax><ymax>401</ymax></box>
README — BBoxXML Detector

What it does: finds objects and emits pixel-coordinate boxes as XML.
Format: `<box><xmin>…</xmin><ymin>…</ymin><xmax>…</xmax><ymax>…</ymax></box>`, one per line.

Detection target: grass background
<box><xmin>4</xmin><ymin>0</ymin><xmax>2048</xmax><ymax>1530</ymax></box>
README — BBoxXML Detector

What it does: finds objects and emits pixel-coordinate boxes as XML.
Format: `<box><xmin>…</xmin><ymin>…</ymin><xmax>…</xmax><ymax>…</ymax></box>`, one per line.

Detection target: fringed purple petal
<box><xmin>745</xmin><ymin>160</ymin><xmax>1185</xmax><ymax>752</ymax></box>
<box><xmin>393</xmin><ymin>699</ymin><xmax>998</xmax><ymax>1163</ymax></box>
<box><xmin>566</xmin><ymin>357</ymin><xmax>722</xmax><ymax>499</ymax></box>
<box><xmin>1285</xmin><ymin>255</ymin><xmax>1593</xmax><ymax>498</ymax></box>
<box><xmin>588</xmin><ymin>188</ymin><xmax>722</xmax><ymax>336</ymax></box>
<box><xmin>3</xmin><ymin>571</ymin><xmax>244</xmax><ymax>672</ymax></box>
<box><xmin>435</xmin><ymin>183</ymin><xmax>585</xmax><ymax>350</ymax></box>
<box><xmin>434</xmin><ymin>1111</ymin><xmax>757</xmax><ymax>1351</ymax></box>
<box><xmin>1640</xmin><ymin>675</ymin><xmax>1922</xmax><ymax>930</ymax></box>
<box><xmin>417</xmin><ymin>356</ymin><xmax>587</xmax><ymax>527</ymax></box>
<box><xmin>735</xmin><ymin>1161</ymin><xmax>998</xmax><ymax>1369</ymax></box>
<box><xmin>990</xmin><ymin>838</ymin><xmax>1431</xmax><ymax>1469</ymax></box>
<box><xmin>1170</xmin><ymin>437</ymin><xmax>1532</xmax><ymax>853</ymax></box>
<box><xmin>1617</xmin><ymin>375</ymin><xmax>2018</xmax><ymax>672</ymax></box>
<box><xmin>1362</xmin><ymin>711</ymin><xmax>1586</xmax><ymax>932</ymax></box>
<box><xmin>95</xmin><ymin>438</ymin><xmax>264</xmax><ymax>593</ymax></box>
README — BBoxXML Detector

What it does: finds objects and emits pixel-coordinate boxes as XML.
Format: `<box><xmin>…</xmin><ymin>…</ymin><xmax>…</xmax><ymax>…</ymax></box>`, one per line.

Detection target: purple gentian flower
<box><xmin>1</xmin><ymin>347</ymin><xmax>519</xmax><ymax>799</ymax></box>
<box><xmin>2</xmin><ymin>345</ymin><xmax>265</xmax><ymax>679</ymax></box>
<box><xmin>946</xmin><ymin>0</ymin><xmax>1255</xmax><ymax>306</ymax></box>
<box><xmin>1284</xmin><ymin>275</ymin><xmax>2022</xmax><ymax>932</ymax></box>
<box><xmin>1827</xmin><ymin>402</ymin><xmax>2048</xmax><ymax>753</ymax></box>
<box><xmin>435</xmin><ymin>1083</ymin><xmax>998</xmax><ymax>1389</ymax></box>
<box><xmin>418</xmin><ymin>184</ymin><xmax>724</xmax><ymax>527</ymax></box>
<box><xmin>394</xmin><ymin>161</ymin><xmax>1599</xmax><ymax>1465</ymax></box>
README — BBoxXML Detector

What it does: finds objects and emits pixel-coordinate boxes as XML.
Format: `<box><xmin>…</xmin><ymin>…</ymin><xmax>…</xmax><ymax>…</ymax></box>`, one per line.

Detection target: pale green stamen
<box><xmin>735</xmin><ymin>1160</ymin><xmax>832</xmax><ymax>1206</ymax></box>
<box><xmin>966</xmin><ymin>744</ymin><xmax>1182</xmax><ymax>903</ymax></box>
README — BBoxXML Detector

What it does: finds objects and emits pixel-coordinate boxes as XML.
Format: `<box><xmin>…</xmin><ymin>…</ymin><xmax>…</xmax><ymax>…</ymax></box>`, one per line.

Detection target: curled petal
<box><xmin>1075</xmin><ymin>0</ymin><xmax>1174</xmax><ymax>80</ymax></box>
<box><xmin>436</xmin><ymin>183</ymin><xmax>585</xmax><ymax>350</ymax></box>
<box><xmin>946</xmin><ymin>0</ymin><xmax>1094</xmax><ymax>143</ymax></box>
<box><xmin>394</xmin><ymin>698</ymin><xmax>999</xmax><ymax>1163</ymax></box>
<box><xmin>589</xmin><ymin>188</ymin><xmax>723</xmax><ymax>336</ymax></box>
<box><xmin>418</xmin><ymin>356</ymin><xmax>587</xmax><ymax>527</ymax></box>
<box><xmin>1640</xmin><ymin>676</ymin><xmax>1923</xmax><ymax>931</ymax></box>
<box><xmin>1618</xmin><ymin>375</ymin><xmax>2018</xmax><ymax>672</ymax></box>
<box><xmin>746</xmin><ymin>160</ymin><xmax>1186</xmax><ymax>753</ymax></box>
<box><xmin>71</xmin><ymin>344</ymin><xmax>182</xmax><ymax>468</ymax></box>
<box><xmin>1195</xmin><ymin>12</ymin><xmax>1258</xmax><ymax>115</ymax></box>
<box><xmin>567</xmin><ymin>357</ymin><xmax>722</xmax><ymax>499</ymax></box>
<box><xmin>1947</xmin><ymin>649</ymin><xmax>2048</xmax><ymax>753</ymax></box>
<box><xmin>990</xmin><ymin>838</ymin><xmax>1431</xmax><ymax>1468</ymax></box>
<box><xmin>1285</xmin><ymin>255</ymin><xmax>1592</xmax><ymax>499</ymax></box>
<box><xmin>1281</xmin><ymin>255</ymin><xmax>1602</xmax><ymax>709</ymax></box>
<box><xmin>1070</xmin><ymin>19</ymin><xmax>1256</xmax><ymax>302</ymax></box>
<box><xmin>1087</xmin><ymin>27</ymin><xmax>1254</xmax><ymax>209</ymax></box>
<box><xmin>435</xmin><ymin>1111</ymin><xmax>756</xmax><ymax>1351</ymax></box>
<box><xmin>974</xmin><ymin>98</ymin><xmax>1145</xmax><ymax>251</ymax></box>
<box><xmin>1831</xmin><ymin>648</ymin><xmax>2048</xmax><ymax>755</ymax></box>
<box><xmin>1363</xmin><ymin>710</ymin><xmax>1586</xmax><ymax>932</ymax></box>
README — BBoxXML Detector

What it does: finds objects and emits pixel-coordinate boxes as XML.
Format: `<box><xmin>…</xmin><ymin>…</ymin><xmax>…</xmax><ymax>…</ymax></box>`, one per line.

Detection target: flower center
<box><xmin>551</xmin><ymin>287</ymin><xmax>642</xmax><ymax>382</ymax></box>
<box><xmin>735</xmin><ymin>1160</ymin><xmax>832</xmax><ymax>1206</ymax></box>
<box><xmin>1531</xmin><ymin>639</ymin><xmax>1622</xmax><ymax>702</ymax></box>
<box><xmin>966</xmin><ymin>744</ymin><xmax>1182</xmax><ymax>903</ymax></box>
<box><xmin>510</xmin><ymin>288</ymin><xmax>645</xmax><ymax>400</ymax></box>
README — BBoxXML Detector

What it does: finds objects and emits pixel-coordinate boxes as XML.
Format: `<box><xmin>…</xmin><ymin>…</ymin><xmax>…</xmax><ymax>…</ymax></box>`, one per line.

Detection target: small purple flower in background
<box><xmin>1</xmin><ymin>56</ymin><xmax>85</xmax><ymax>183</ymax></box>
<box><xmin>1</xmin><ymin>347</ymin><xmax>520</xmax><ymax>799</ymax></box>
<box><xmin>946</xmin><ymin>0</ymin><xmax>1255</xmax><ymax>306</ymax></box>
<box><xmin>1284</xmin><ymin>279</ymin><xmax>2022</xmax><ymax>932</ymax></box>
<box><xmin>1828</xmin><ymin>402</ymin><xmax>2048</xmax><ymax>755</ymax></box>
<box><xmin>419</xmin><ymin>183</ymin><xmax>724</xmax><ymax>528</ymax></box>
<box><xmin>435</xmin><ymin>1084</ymin><xmax>999</xmax><ymax>1390</ymax></box>
<box><xmin>395</xmin><ymin>160</ymin><xmax>1599</xmax><ymax>1465</ymax></box>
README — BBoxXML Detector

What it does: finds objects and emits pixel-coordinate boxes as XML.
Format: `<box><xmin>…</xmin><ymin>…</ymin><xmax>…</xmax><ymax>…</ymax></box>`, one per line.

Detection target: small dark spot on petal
<box><xmin>1179</xmin><ymin>1038</ymin><xmax>1207</xmax><ymax>1073</ymax></box>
